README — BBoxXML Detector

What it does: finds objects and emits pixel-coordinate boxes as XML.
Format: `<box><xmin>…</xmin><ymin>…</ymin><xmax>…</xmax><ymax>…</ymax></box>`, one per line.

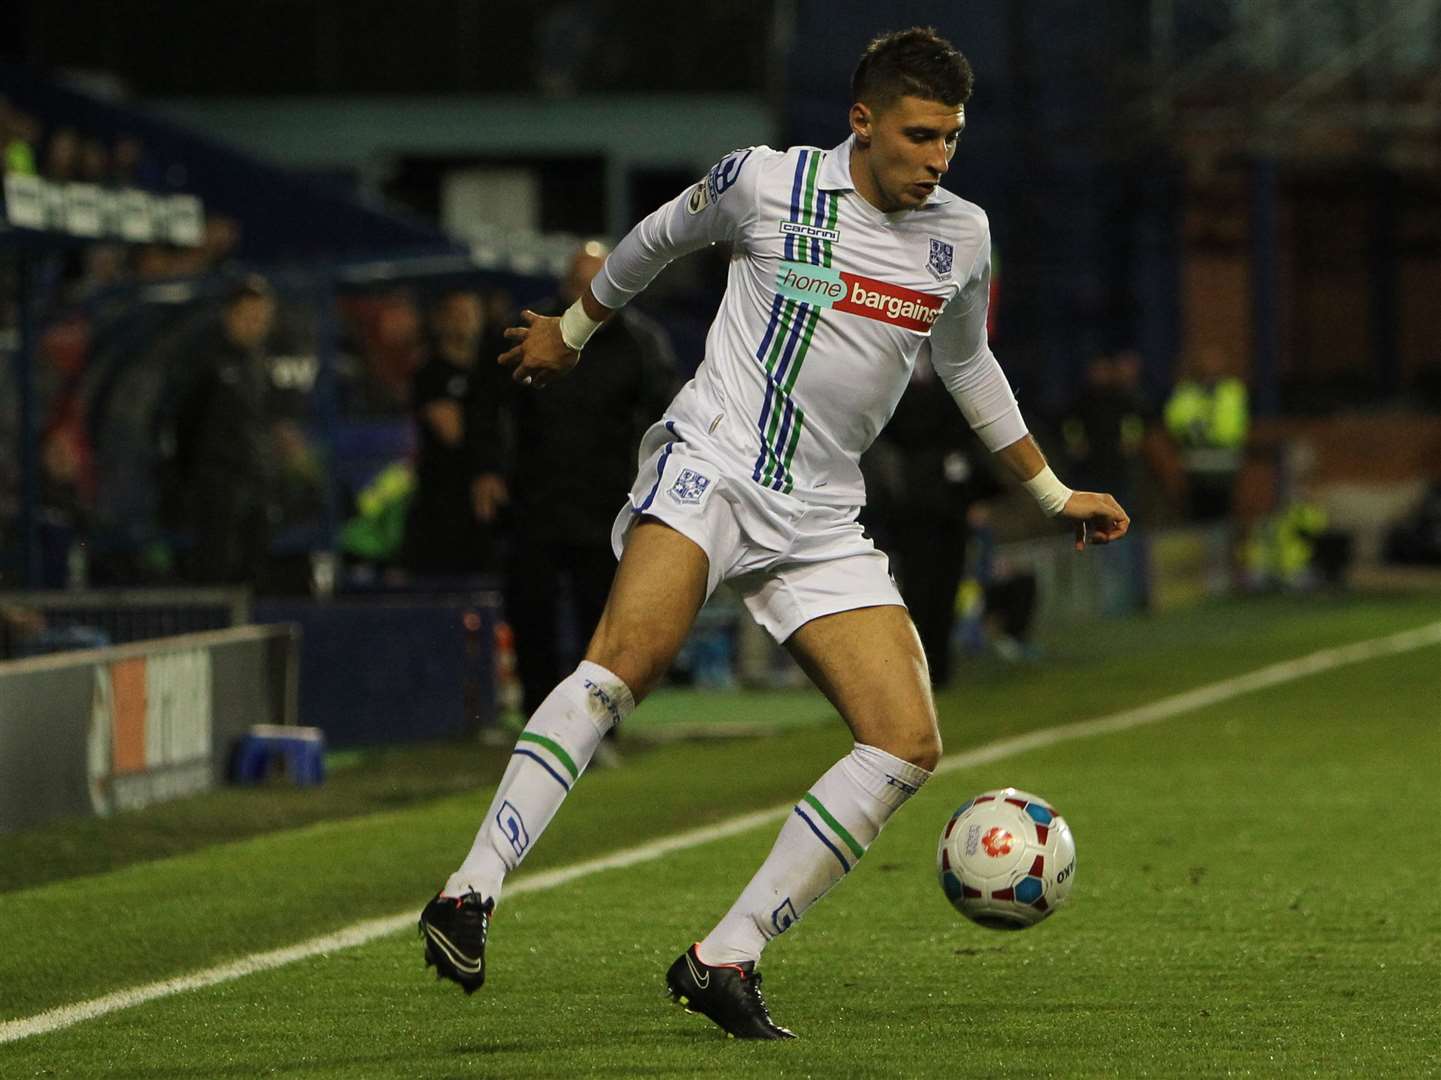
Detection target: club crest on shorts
<box><xmin>668</xmin><ymin>468</ymin><xmax>711</xmax><ymax>504</ymax></box>
<box><xmin>928</xmin><ymin>237</ymin><xmax>954</xmax><ymax>280</ymax></box>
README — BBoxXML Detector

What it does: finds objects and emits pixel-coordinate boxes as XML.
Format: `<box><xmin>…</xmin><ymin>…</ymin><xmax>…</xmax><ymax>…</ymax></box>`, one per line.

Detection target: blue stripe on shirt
<box><xmin>784</xmin><ymin>150</ymin><xmax>808</xmax><ymax>261</ymax></box>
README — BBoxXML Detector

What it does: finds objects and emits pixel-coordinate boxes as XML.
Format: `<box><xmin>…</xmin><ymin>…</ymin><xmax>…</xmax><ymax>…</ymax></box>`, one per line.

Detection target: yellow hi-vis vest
<box><xmin>1164</xmin><ymin>377</ymin><xmax>1248</xmax><ymax>474</ymax></box>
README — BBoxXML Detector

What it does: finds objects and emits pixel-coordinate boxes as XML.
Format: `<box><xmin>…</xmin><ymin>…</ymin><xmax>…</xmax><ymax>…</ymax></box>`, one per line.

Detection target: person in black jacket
<box><xmin>489</xmin><ymin>242</ymin><xmax>680</xmax><ymax>715</ymax></box>
<box><xmin>164</xmin><ymin>275</ymin><xmax>276</xmax><ymax>585</ymax></box>
<box><xmin>862</xmin><ymin>361</ymin><xmax>1002</xmax><ymax>687</ymax></box>
<box><xmin>404</xmin><ymin>289</ymin><xmax>506</xmax><ymax>575</ymax></box>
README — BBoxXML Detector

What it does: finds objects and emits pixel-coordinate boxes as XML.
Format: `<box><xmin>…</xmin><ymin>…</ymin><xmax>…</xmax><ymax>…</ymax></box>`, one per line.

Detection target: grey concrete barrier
<box><xmin>0</xmin><ymin>624</ymin><xmax>299</xmax><ymax>833</ymax></box>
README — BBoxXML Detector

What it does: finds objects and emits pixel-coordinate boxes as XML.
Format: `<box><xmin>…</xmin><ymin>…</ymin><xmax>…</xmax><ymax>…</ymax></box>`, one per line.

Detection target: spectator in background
<box><xmin>965</xmin><ymin>503</ymin><xmax>1040</xmax><ymax>661</ymax></box>
<box><xmin>77</xmin><ymin>244</ymin><xmax>128</xmax><ymax>298</ymax></box>
<box><xmin>491</xmin><ymin>241</ymin><xmax>679</xmax><ymax>716</ymax></box>
<box><xmin>1164</xmin><ymin>345</ymin><xmax>1249</xmax><ymax>522</ymax></box>
<box><xmin>77</xmin><ymin>137</ymin><xmax>110</xmax><ymax>185</ymax></box>
<box><xmin>34</xmin><ymin>317</ymin><xmax>97</xmax><ymax>587</ymax></box>
<box><xmin>0</xmin><ymin>99</ymin><xmax>38</xmax><ymax>176</ymax></box>
<box><xmin>169</xmin><ymin>215</ymin><xmax>241</xmax><ymax>277</ymax></box>
<box><xmin>1063</xmin><ymin>348</ymin><xmax>1157</xmax><ymax>614</ymax></box>
<box><xmin>862</xmin><ymin>362</ymin><xmax>1002</xmax><ymax>687</ymax></box>
<box><xmin>158</xmin><ymin>275</ymin><xmax>278</xmax><ymax>585</ymax></box>
<box><xmin>111</xmin><ymin>135</ymin><xmax>160</xmax><ymax>189</ymax></box>
<box><xmin>1061</xmin><ymin>349</ymin><xmax>1151</xmax><ymax>510</ymax></box>
<box><xmin>43</xmin><ymin>128</ymin><xmax>80</xmax><ymax>182</ymax></box>
<box><xmin>404</xmin><ymin>289</ymin><xmax>505</xmax><ymax>575</ymax></box>
<box><xmin>340</xmin><ymin>292</ymin><xmax>425</xmax><ymax>415</ymax></box>
<box><xmin>134</xmin><ymin>244</ymin><xmax>181</xmax><ymax>281</ymax></box>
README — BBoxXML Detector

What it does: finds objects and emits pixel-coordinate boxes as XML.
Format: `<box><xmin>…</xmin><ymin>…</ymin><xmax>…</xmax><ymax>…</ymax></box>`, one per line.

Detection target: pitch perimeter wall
<box><xmin>0</xmin><ymin>624</ymin><xmax>298</xmax><ymax>833</ymax></box>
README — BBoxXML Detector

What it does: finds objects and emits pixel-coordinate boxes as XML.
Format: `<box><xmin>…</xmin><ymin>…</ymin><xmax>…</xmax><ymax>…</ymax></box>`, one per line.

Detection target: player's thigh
<box><xmin>584</xmin><ymin>516</ymin><xmax>709</xmax><ymax>702</ymax></box>
<box><xmin>784</xmin><ymin>603</ymin><xmax>941</xmax><ymax>769</ymax></box>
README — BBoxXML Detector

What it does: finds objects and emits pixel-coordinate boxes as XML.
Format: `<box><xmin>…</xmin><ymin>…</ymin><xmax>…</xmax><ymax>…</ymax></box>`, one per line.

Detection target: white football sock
<box><xmin>697</xmin><ymin>742</ymin><xmax>930</xmax><ymax>966</ymax></box>
<box><xmin>443</xmin><ymin>661</ymin><xmax>634</xmax><ymax>905</ymax></box>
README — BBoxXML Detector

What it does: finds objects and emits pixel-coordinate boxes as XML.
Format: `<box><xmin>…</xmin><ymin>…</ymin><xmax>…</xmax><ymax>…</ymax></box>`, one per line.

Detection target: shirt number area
<box><xmin>706</xmin><ymin>148</ymin><xmax>753</xmax><ymax>203</ymax></box>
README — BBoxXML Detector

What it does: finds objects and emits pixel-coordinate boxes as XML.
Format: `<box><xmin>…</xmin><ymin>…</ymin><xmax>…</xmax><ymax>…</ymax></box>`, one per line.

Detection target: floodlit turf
<box><xmin>1</xmin><ymin>593</ymin><xmax>1438</xmax><ymax>1077</ymax></box>
<box><xmin>2</xmin><ymin>591</ymin><xmax>1434</xmax><ymax>895</ymax></box>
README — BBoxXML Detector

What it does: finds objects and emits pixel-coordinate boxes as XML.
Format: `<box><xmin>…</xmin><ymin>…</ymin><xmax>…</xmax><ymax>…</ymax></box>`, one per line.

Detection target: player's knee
<box><xmin>874</xmin><ymin>725</ymin><xmax>942</xmax><ymax>772</ymax></box>
<box><xmin>584</xmin><ymin>630</ymin><xmax>668</xmax><ymax>704</ymax></box>
<box><xmin>909</xmin><ymin>729</ymin><xmax>943</xmax><ymax>772</ymax></box>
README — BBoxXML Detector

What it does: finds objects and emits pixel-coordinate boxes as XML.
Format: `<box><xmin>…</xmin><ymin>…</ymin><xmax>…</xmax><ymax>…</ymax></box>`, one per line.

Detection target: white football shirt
<box><xmin>591</xmin><ymin>134</ymin><xmax>1027</xmax><ymax>507</ymax></box>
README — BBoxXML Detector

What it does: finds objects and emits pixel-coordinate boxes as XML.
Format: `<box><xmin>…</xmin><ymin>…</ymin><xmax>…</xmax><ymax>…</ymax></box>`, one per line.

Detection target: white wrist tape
<box><xmin>1022</xmin><ymin>465</ymin><xmax>1073</xmax><ymax>517</ymax></box>
<box><xmin>558</xmin><ymin>299</ymin><xmax>603</xmax><ymax>352</ymax></box>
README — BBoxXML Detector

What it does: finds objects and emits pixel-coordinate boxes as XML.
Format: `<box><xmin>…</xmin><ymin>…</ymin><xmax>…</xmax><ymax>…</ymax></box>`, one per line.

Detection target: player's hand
<box><xmin>471</xmin><ymin>473</ymin><xmax>509</xmax><ymax>522</ymax></box>
<box><xmin>498</xmin><ymin>310</ymin><xmax>580</xmax><ymax>388</ymax></box>
<box><xmin>1060</xmin><ymin>491</ymin><xmax>1130</xmax><ymax>551</ymax></box>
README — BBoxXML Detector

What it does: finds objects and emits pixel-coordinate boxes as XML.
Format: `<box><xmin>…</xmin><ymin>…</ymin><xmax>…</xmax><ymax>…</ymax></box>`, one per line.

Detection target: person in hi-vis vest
<box><xmin>1164</xmin><ymin>345</ymin><xmax>1249</xmax><ymax>522</ymax></box>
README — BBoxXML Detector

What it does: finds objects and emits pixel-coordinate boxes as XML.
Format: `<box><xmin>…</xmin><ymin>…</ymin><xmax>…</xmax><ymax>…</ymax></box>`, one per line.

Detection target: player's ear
<box><xmin>850</xmin><ymin>102</ymin><xmax>873</xmax><ymax>147</ymax></box>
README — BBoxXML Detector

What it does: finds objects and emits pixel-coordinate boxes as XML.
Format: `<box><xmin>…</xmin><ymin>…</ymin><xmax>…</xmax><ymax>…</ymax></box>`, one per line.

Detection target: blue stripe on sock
<box><xmin>794</xmin><ymin>806</ymin><xmax>850</xmax><ymax>873</ymax></box>
<box><xmin>513</xmin><ymin>748</ymin><xmax>571</xmax><ymax>792</ymax></box>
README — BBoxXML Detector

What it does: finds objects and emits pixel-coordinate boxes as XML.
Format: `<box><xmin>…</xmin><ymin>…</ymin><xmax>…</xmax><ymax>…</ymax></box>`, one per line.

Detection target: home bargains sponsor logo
<box><xmin>775</xmin><ymin>261</ymin><xmax>943</xmax><ymax>332</ymax></box>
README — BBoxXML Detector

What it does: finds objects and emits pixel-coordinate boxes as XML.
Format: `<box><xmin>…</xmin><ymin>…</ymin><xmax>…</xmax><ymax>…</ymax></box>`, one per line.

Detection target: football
<box><xmin>937</xmin><ymin>787</ymin><xmax>1076</xmax><ymax>929</ymax></box>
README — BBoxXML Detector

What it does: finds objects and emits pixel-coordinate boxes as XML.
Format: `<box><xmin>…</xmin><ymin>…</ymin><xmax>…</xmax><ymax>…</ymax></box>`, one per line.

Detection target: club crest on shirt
<box><xmin>668</xmin><ymin>468</ymin><xmax>711</xmax><ymax>504</ymax></box>
<box><xmin>927</xmin><ymin>237</ymin><xmax>954</xmax><ymax>280</ymax></box>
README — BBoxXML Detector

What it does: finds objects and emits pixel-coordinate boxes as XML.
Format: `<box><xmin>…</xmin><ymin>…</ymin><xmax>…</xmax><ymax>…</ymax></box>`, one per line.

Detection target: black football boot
<box><xmin>419</xmin><ymin>892</ymin><xmax>492</xmax><ymax>994</ymax></box>
<box><xmin>665</xmin><ymin>944</ymin><xmax>796</xmax><ymax>1039</ymax></box>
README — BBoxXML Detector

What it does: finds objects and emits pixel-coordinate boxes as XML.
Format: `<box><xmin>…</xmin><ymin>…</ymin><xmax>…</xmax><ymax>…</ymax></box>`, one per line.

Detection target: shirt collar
<box><xmin>816</xmin><ymin>135</ymin><xmax>858</xmax><ymax>191</ymax></box>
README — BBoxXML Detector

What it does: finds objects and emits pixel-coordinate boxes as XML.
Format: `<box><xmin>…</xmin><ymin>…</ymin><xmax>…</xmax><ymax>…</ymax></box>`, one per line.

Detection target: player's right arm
<box><xmin>928</xmin><ymin>216</ymin><xmax>1129</xmax><ymax>549</ymax></box>
<box><xmin>500</xmin><ymin>148</ymin><xmax>767</xmax><ymax>387</ymax></box>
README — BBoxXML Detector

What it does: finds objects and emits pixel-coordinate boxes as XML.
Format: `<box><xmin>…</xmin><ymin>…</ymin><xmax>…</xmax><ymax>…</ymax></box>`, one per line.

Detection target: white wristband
<box><xmin>1022</xmin><ymin>465</ymin><xmax>1073</xmax><ymax>517</ymax></box>
<box><xmin>558</xmin><ymin>299</ymin><xmax>603</xmax><ymax>352</ymax></box>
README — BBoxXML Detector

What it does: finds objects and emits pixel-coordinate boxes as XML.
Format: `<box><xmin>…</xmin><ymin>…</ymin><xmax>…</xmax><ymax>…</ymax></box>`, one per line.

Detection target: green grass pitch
<box><xmin>1</xmin><ymin>592</ymin><xmax>1437</xmax><ymax>1077</ymax></box>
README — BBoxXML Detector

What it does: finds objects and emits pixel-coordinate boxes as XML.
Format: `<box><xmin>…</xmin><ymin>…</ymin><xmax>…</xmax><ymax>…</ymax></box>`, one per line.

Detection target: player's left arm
<box><xmin>990</xmin><ymin>433</ymin><xmax>1129</xmax><ymax>551</ymax></box>
<box><xmin>927</xmin><ymin>217</ymin><xmax>1129</xmax><ymax>551</ymax></box>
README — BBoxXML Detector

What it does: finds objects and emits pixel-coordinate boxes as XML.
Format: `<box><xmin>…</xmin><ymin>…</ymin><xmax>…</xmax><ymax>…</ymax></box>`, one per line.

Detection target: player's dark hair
<box><xmin>852</xmin><ymin>27</ymin><xmax>973</xmax><ymax>112</ymax></box>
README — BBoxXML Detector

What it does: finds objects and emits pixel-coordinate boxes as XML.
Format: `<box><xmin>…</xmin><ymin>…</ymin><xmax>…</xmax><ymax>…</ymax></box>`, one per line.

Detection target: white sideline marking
<box><xmin>4</xmin><ymin>619</ymin><xmax>1438</xmax><ymax>1044</ymax></box>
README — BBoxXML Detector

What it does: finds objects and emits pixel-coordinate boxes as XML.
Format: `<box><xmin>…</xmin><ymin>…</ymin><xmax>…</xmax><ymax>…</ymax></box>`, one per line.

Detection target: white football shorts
<box><xmin>610</xmin><ymin>421</ymin><xmax>904</xmax><ymax>642</ymax></box>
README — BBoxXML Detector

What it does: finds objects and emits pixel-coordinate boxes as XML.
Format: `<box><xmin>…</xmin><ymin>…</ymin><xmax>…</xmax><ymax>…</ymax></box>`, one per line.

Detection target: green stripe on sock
<box><xmin>517</xmin><ymin>732</ymin><xmax>579</xmax><ymax>781</ymax></box>
<box><xmin>801</xmin><ymin>793</ymin><xmax>865</xmax><ymax>860</ymax></box>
